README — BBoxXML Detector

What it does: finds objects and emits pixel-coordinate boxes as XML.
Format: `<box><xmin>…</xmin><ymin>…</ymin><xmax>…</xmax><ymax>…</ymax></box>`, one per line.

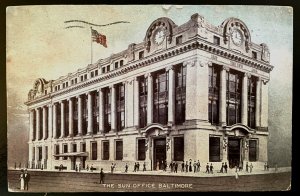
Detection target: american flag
<box><xmin>91</xmin><ymin>28</ymin><xmax>107</xmax><ymax>48</ymax></box>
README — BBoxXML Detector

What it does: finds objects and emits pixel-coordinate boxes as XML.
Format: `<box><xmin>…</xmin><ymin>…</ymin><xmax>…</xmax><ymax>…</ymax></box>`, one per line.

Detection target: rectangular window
<box><xmin>153</xmin><ymin>70</ymin><xmax>168</xmax><ymax>125</ymax></box>
<box><xmin>80</xmin><ymin>76</ymin><xmax>83</xmax><ymax>81</ymax></box>
<box><xmin>115</xmin><ymin>140</ymin><xmax>123</xmax><ymax>160</ymax></box>
<box><xmin>63</xmin><ymin>144</ymin><xmax>68</xmax><ymax>160</ymax></box>
<box><xmin>208</xmin><ymin>65</ymin><xmax>220</xmax><ymax>124</ymax></box>
<box><xmin>82</xmin><ymin>94</ymin><xmax>87</xmax><ymax>135</ymax></box>
<box><xmin>65</xmin><ymin>101</ymin><xmax>69</xmax><ymax>136</ymax></box>
<box><xmin>249</xmin><ymin>140</ymin><xmax>257</xmax><ymax>161</ymax></box>
<box><xmin>38</xmin><ymin>147</ymin><xmax>42</xmax><ymax>161</ymax></box>
<box><xmin>175</xmin><ymin>64</ymin><xmax>186</xmax><ymax>124</ymax></box>
<box><xmin>71</xmin><ymin>80</ymin><xmax>74</xmax><ymax>85</ymax></box>
<box><xmin>75</xmin><ymin>78</ymin><xmax>77</xmax><ymax>84</ymax></box>
<box><xmin>213</xmin><ymin>36</ymin><xmax>220</xmax><ymax>45</ymax></box>
<box><xmin>91</xmin><ymin>142</ymin><xmax>97</xmax><ymax>160</ymax></box>
<box><xmin>139</xmin><ymin>51</ymin><xmax>144</xmax><ymax>59</ymax></box>
<box><xmin>45</xmin><ymin>146</ymin><xmax>48</xmax><ymax>160</ymax></box>
<box><xmin>107</xmin><ymin>66</ymin><xmax>110</xmax><ymax>72</ymax></box>
<box><xmin>120</xmin><ymin>60</ymin><xmax>124</xmax><ymax>67</ymax></box>
<box><xmin>73</xmin><ymin>98</ymin><xmax>78</xmax><ymax>136</ymax></box>
<box><xmin>32</xmin><ymin>147</ymin><xmax>35</xmax><ymax>160</ymax></box>
<box><xmin>252</xmin><ymin>51</ymin><xmax>257</xmax><ymax>59</ymax></box>
<box><xmin>55</xmin><ymin>145</ymin><xmax>59</xmax><ymax>160</ymax></box>
<box><xmin>56</xmin><ymin>103</ymin><xmax>61</xmax><ymax>138</ymax></box>
<box><xmin>174</xmin><ymin>137</ymin><xmax>184</xmax><ymax>161</ymax></box>
<box><xmin>63</xmin><ymin>83</ymin><xmax>65</xmax><ymax>88</ymax></box>
<box><xmin>91</xmin><ymin>71</ymin><xmax>94</xmax><ymax>78</ymax></box>
<box><xmin>104</xmin><ymin>88</ymin><xmax>111</xmax><ymax>132</ymax></box>
<box><xmin>176</xmin><ymin>35</ymin><xmax>183</xmax><ymax>45</ymax></box>
<box><xmin>209</xmin><ymin>137</ymin><xmax>220</xmax><ymax>162</ymax></box>
<box><xmin>115</xmin><ymin>62</ymin><xmax>119</xmax><ymax>69</ymax></box>
<box><xmin>72</xmin><ymin>143</ymin><xmax>77</xmax><ymax>152</ymax></box>
<box><xmin>138</xmin><ymin>139</ymin><xmax>146</xmax><ymax>160</ymax></box>
<box><xmin>95</xmin><ymin>70</ymin><xmax>98</xmax><ymax>76</ymax></box>
<box><xmin>84</xmin><ymin>74</ymin><xmax>87</xmax><ymax>80</ymax></box>
<box><xmin>58</xmin><ymin>85</ymin><xmax>60</xmax><ymax>90</ymax></box>
<box><xmin>248</xmin><ymin>76</ymin><xmax>256</xmax><ymax>128</ymax></box>
<box><xmin>102</xmin><ymin>141</ymin><xmax>109</xmax><ymax>160</ymax></box>
<box><xmin>66</xmin><ymin>82</ymin><xmax>68</xmax><ymax>87</ymax></box>
<box><xmin>93</xmin><ymin>91</ymin><xmax>99</xmax><ymax>134</ymax></box>
<box><xmin>139</xmin><ymin>76</ymin><xmax>148</xmax><ymax>128</ymax></box>
<box><xmin>116</xmin><ymin>83</ymin><xmax>125</xmax><ymax>131</ymax></box>
<box><xmin>55</xmin><ymin>86</ymin><xmax>57</xmax><ymax>91</ymax></box>
<box><xmin>80</xmin><ymin>142</ymin><xmax>86</xmax><ymax>152</ymax></box>
<box><xmin>102</xmin><ymin>67</ymin><xmax>106</xmax><ymax>73</ymax></box>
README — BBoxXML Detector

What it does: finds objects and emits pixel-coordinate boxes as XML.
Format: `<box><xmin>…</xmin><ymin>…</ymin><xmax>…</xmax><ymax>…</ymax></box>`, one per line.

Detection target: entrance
<box><xmin>228</xmin><ymin>138</ymin><xmax>241</xmax><ymax>168</ymax></box>
<box><xmin>153</xmin><ymin>138</ymin><xmax>166</xmax><ymax>170</ymax></box>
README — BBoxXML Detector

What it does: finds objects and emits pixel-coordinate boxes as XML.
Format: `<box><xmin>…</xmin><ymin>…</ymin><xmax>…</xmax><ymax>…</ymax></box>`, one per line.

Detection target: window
<box><xmin>63</xmin><ymin>144</ymin><xmax>68</xmax><ymax>160</ymax></box>
<box><xmin>248</xmin><ymin>76</ymin><xmax>256</xmax><ymax>128</ymax></box>
<box><xmin>38</xmin><ymin>147</ymin><xmax>42</xmax><ymax>161</ymax></box>
<box><xmin>175</xmin><ymin>64</ymin><xmax>186</xmax><ymax>124</ymax></box>
<box><xmin>80</xmin><ymin>142</ymin><xmax>86</xmax><ymax>152</ymax></box>
<box><xmin>249</xmin><ymin>140</ymin><xmax>257</xmax><ymax>161</ymax></box>
<box><xmin>252</xmin><ymin>51</ymin><xmax>257</xmax><ymax>59</ymax></box>
<box><xmin>208</xmin><ymin>65</ymin><xmax>220</xmax><ymax>124</ymax></box>
<box><xmin>55</xmin><ymin>145</ymin><xmax>59</xmax><ymax>160</ymax></box>
<box><xmin>82</xmin><ymin>94</ymin><xmax>87</xmax><ymax>135</ymax></box>
<box><xmin>139</xmin><ymin>76</ymin><xmax>147</xmax><ymax>128</ymax></box>
<box><xmin>120</xmin><ymin>60</ymin><xmax>124</xmax><ymax>67</ymax></box>
<box><xmin>65</xmin><ymin>101</ymin><xmax>69</xmax><ymax>136</ymax></box>
<box><xmin>72</xmin><ymin>143</ymin><xmax>77</xmax><ymax>152</ymax></box>
<box><xmin>91</xmin><ymin>71</ymin><xmax>94</xmax><ymax>78</ymax></box>
<box><xmin>39</xmin><ymin>109</ymin><xmax>43</xmax><ymax>140</ymax></box>
<box><xmin>55</xmin><ymin>86</ymin><xmax>57</xmax><ymax>91</ymax></box>
<box><xmin>176</xmin><ymin>35</ymin><xmax>183</xmax><ymax>45</ymax></box>
<box><xmin>115</xmin><ymin>140</ymin><xmax>123</xmax><ymax>160</ymax></box>
<box><xmin>73</xmin><ymin>98</ymin><xmax>78</xmax><ymax>136</ymax></box>
<box><xmin>104</xmin><ymin>88</ymin><xmax>111</xmax><ymax>132</ymax></box>
<box><xmin>32</xmin><ymin>147</ymin><xmax>35</xmax><ymax>160</ymax></box>
<box><xmin>209</xmin><ymin>137</ymin><xmax>220</xmax><ymax>162</ymax></box>
<box><xmin>93</xmin><ymin>91</ymin><xmax>99</xmax><ymax>134</ymax></box>
<box><xmin>63</xmin><ymin>83</ymin><xmax>65</xmax><ymax>88</ymax></box>
<box><xmin>102</xmin><ymin>67</ymin><xmax>106</xmax><ymax>73</ymax></box>
<box><xmin>45</xmin><ymin>146</ymin><xmax>48</xmax><ymax>160</ymax></box>
<box><xmin>153</xmin><ymin>70</ymin><xmax>168</xmax><ymax>125</ymax></box>
<box><xmin>115</xmin><ymin>62</ymin><xmax>119</xmax><ymax>69</ymax></box>
<box><xmin>75</xmin><ymin>78</ymin><xmax>77</xmax><ymax>84</ymax></box>
<box><xmin>116</xmin><ymin>83</ymin><xmax>125</xmax><ymax>131</ymax></box>
<box><xmin>107</xmin><ymin>66</ymin><xmax>110</xmax><ymax>72</ymax></box>
<box><xmin>56</xmin><ymin>103</ymin><xmax>61</xmax><ymax>138</ymax></box>
<box><xmin>58</xmin><ymin>85</ymin><xmax>60</xmax><ymax>90</ymax></box>
<box><xmin>32</xmin><ymin>110</ymin><xmax>36</xmax><ymax>141</ymax></box>
<box><xmin>213</xmin><ymin>36</ymin><xmax>220</xmax><ymax>45</ymax></box>
<box><xmin>91</xmin><ymin>142</ymin><xmax>97</xmax><ymax>160</ymax></box>
<box><xmin>226</xmin><ymin>71</ymin><xmax>242</xmax><ymax>126</ymax></box>
<box><xmin>66</xmin><ymin>82</ymin><xmax>68</xmax><ymax>87</ymax></box>
<box><xmin>95</xmin><ymin>70</ymin><xmax>98</xmax><ymax>76</ymax></box>
<box><xmin>80</xmin><ymin>76</ymin><xmax>83</xmax><ymax>81</ymax></box>
<box><xmin>139</xmin><ymin>51</ymin><xmax>144</xmax><ymax>59</ymax></box>
<box><xmin>71</xmin><ymin>80</ymin><xmax>74</xmax><ymax>85</ymax></box>
<box><xmin>84</xmin><ymin>74</ymin><xmax>87</xmax><ymax>80</ymax></box>
<box><xmin>102</xmin><ymin>141</ymin><xmax>109</xmax><ymax>160</ymax></box>
<box><xmin>138</xmin><ymin>139</ymin><xmax>146</xmax><ymax>160</ymax></box>
<box><xmin>174</xmin><ymin>137</ymin><xmax>184</xmax><ymax>161</ymax></box>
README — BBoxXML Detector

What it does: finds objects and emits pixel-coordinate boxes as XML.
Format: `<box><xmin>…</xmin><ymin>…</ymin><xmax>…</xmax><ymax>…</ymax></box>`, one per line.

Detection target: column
<box><xmin>256</xmin><ymin>78</ymin><xmax>262</xmax><ymax>128</ymax></box>
<box><xmin>53</xmin><ymin>103</ymin><xmax>57</xmax><ymax>139</ymax></box>
<box><xmin>69</xmin><ymin>98</ymin><xmax>74</xmax><ymax>137</ymax></box>
<box><xmin>123</xmin><ymin>82</ymin><xmax>128</xmax><ymax>128</ymax></box>
<box><xmin>29</xmin><ymin>110</ymin><xmax>34</xmax><ymax>141</ymax></box>
<box><xmin>42</xmin><ymin>106</ymin><xmax>47</xmax><ymax>139</ymax></box>
<box><xmin>196</xmin><ymin>60</ymin><xmax>209</xmax><ymax>122</ymax></box>
<box><xmin>48</xmin><ymin>104</ymin><xmax>53</xmax><ymax>139</ymax></box>
<box><xmin>111</xmin><ymin>85</ymin><xmax>116</xmax><ymax>132</ymax></box>
<box><xmin>78</xmin><ymin>95</ymin><xmax>83</xmax><ymax>136</ymax></box>
<box><xmin>36</xmin><ymin>108</ymin><xmax>40</xmax><ymax>141</ymax></box>
<box><xmin>167</xmin><ymin>65</ymin><xmax>175</xmax><ymax>125</ymax></box>
<box><xmin>146</xmin><ymin>73</ymin><xmax>153</xmax><ymax>125</ymax></box>
<box><xmin>241</xmin><ymin>73</ymin><xmax>249</xmax><ymax>125</ymax></box>
<box><xmin>133</xmin><ymin>77</ymin><xmax>140</xmax><ymax>128</ymax></box>
<box><xmin>60</xmin><ymin>101</ymin><xmax>65</xmax><ymax>138</ymax></box>
<box><xmin>99</xmin><ymin>89</ymin><xmax>104</xmax><ymax>133</ymax></box>
<box><xmin>219</xmin><ymin>66</ymin><xmax>228</xmax><ymax>126</ymax></box>
<box><xmin>87</xmin><ymin>92</ymin><xmax>93</xmax><ymax>135</ymax></box>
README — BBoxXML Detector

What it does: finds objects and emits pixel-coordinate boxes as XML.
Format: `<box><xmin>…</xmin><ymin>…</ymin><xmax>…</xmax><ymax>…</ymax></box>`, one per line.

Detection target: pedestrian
<box><xmin>19</xmin><ymin>169</ymin><xmax>25</xmax><ymax>190</ymax></box>
<box><xmin>163</xmin><ymin>160</ymin><xmax>167</xmax><ymax>172</ymax></box>
<box><xmin>224</xmin><ymin>162</ymin><xmax>228</xmax><ymax>173</ymax></box>
<box><xmin>111</xmin><ymin>163</ymin><xmax>115</xmax><ymax>173</ymax></box>
<box><xmin>125</xmin><ymin>163</ymin><xmax>128</xmax><ymax>173</ymax></box>
<box><xmin>143</xmin><ymin>162</ymin><xmax>146</xmax><ymax>171</ymax></box>
<box><xmin>24</xmin><ymin>169</ymin><xmax>30</xmax><ymax>191</ymax></box>
<box><xmin>193</xmin><ymin>161</ymin><xmax>197</xmax><ymax>173</ymax></box>
<box><xmin>185</xmin><ymin>161</ymin><xmax>188</xmax><ymax>172</ymax></box>
<box><xmin>169</xmin><ymin>162</ymin><xmax>173</xmax><ymax>172</ymax></box>
<box><xmin>197</xmin><ymin>160</ymin><xmax>201</xmax><ymax>172</ymax></box>
<box><xmin>86</xmin><ymin>164</ymin><xmax>89</xmax><ymax>171</ymax></box>
<box><xmin>137</xmin><ymin>162</ymin><xmax>140</xmax><ymax>171</ymax></box>
<box><xmin>99</xmin><ymin>168</ymin><xmax>105</xmax><ymax>184</ymax></box>
<box><xmin>90</xmin><ymin>164</ymin><xmax>94</xmax><ymax>172</ymax></box>
<box><xmin>189</xmin><ymin>160</ymin><xmax>192</xmax><ymax>172</ymax></box>
<box><xmin>133</xmin><ymin>162</ymin><xmax>137</xmax><ymax>172</ymax></box>
<box><xmin>235</xmin><ymin>171</ymin><xmax>239</xmax><ymax>181</ymax></box>
<box><xmin>174</xmin><ymin>162</ymin><xmax>178</xmax><ymax>173</ymax></box>
<box><xmin>220</xmin><ymin>163</ymin><xmax>224</xmax><ymax>173</ymax></box>
<box><xmin>75</xmin><ymin>165</ymin><xmax>78</xmax><ymax>172</ymax></box>
<box><xmin>181</xmin><ymin>161</ymin><xmax>185</xmax><ymax>172</ymax></box>
<box><xmin>246</xmin><ymin>162</ymin><xmax>249</xmax><ymax>172</ymax></box>
<box><xmin>249</xmin><ymin>163</ymin><xmax>253</xmax><ymax>173</ymax></box>
<box><xmin>205</xmin><ymin>163</ymin><xmax>210</xmax><ymax>173</ymax></box>
<box><xmin>210</xmin><ymin>163</ymin><xmax>214</xmax><ymax>174</ymax></box>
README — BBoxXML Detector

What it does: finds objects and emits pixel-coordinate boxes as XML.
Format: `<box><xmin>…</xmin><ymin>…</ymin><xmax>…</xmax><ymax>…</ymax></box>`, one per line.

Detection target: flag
<box><xmin>91</xmin><ymin>28</ymin><xmax>107</xmax><ymax>48</ymax></box>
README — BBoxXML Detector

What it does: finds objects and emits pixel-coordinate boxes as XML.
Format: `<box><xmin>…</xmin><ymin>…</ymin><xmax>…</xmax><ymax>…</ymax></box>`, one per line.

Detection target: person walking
<box><xmin>137</xmin><ymin>162</ymin><xmax>140</xmax><ymax>171</ymax></box>
<box><xmin>224</xmin><ymin>162</ymin><xmax>228</xmax><ymax>173</ymax></box>
<box><xmin>19</xmin><ymin>169</ymin><xmax>25</xmax><ymax>190</ymax></box>
<box><xmin>189</xmin><ymin>160</ymin><xmax>192</xmax><ymax>172</ymax></box>
<box><xmin>24</xmin><ymin>169</ymin><xmax>30</xmax><ymax>191</ymax></box>
<box><xmin>246</xmin><ymin>162</ymin><xmax>249</xmax><ymax>173</ymax></box>
<box><xmin>235</xmin><ymin>171</ymin><xmax>239</xmax><ymax>181</ymax></box>
<box><xmin>219</xmin><ymin>163</ymin><xmax>224</xmax><ymax>173</ymax></box>
<box><xmin>185</xmin><ymin>161</ymin><xmax>189</xmax><ymax>173</ymax></box>
<box><xmin>143</xmin><ymin>162</ymin><xmax>146</xmax><ymax>171</ymax></box>
<box><xmin>125</xmin><ymin>163</ymin><xmax>128</xmax><ymax>173</ymax></box>
<box><xmin>193</xmin><ymin>161</ymin><xmax>197</xmax><ymax>173</ymax></box>
<box><xmin>99</xmin><ymin>168</ymin><xmax>105</xmax><ymax>184</ymax></box>
<box><xmin>133</xmin><ymin>162</ymin><xmax>137</xmax><ymax>172</ymax></box>
<box><xmin>197</xmin><ymin>160</ymin><xmax>201</xmax><ymax>172</ymax></box>
<box><xmin>181</xmin><ymin>161</ymin><xmax>185</xmax><ymax>172</ymax></box>
<box><xmin>210</xmin><ymin>163</ymin><xmax>214</xmax><ymax>174</ymax></box>
<box><xmin>249</xmin><ymin>163</ymin><xmax>253</xmax><ymax>173</ymax></box>
<box><xmin>174</xmin><ymin>162</ymin><xmax>178</xmax><ymax>173</ymax></box>
<box><xmin>205</xmin><ymin>163</ymin><xmax>210</xmax><ymax>173</ymax></box>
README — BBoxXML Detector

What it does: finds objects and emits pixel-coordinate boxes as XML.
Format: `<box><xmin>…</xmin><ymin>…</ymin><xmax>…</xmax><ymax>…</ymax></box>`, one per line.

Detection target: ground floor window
<box><xmin>209</xmin><ymin>136</ymin><xmax>221</xmax><ymax>162</ymax></box>
<box><xmin>72</xmin><ymin>143</ymin><xmax>77</xmax><ymax>152</ymax></box>
<box><xmin>138</xmin><ymin>139</ymin><xmax>146</xmax><ymax>160</ymax></box>
<box><xmin>63</xmin><ymin>144</ymin><xmax>68</xmax><ymax>160</ymax></box>
<box><xmin>55</xmin><ymin>145</ymin><xmax>59</xmax><ymax>160</ymax></box>
<box><xmin>91</xmin><ymin>142</ymin><xmax>97</xmax><ymax>160</ymax></box>
<box><xmin>249</xmin><ymin>140</ymin><xmax>257</xmax><ymax>161</ymax></box>
<box><xmin>173</xmin><ymin>137</ymin><xmax>184</xmax><ymax>161</ymax></box>
<box><xmin>102</xmin><ymin>141</ymin><xmax>109</xmax><ymax>160</ymax></box>
<box><xmin>115</xmin><ymin>140</ymin><xmax>123</xmax><ymax>160</ymax></box>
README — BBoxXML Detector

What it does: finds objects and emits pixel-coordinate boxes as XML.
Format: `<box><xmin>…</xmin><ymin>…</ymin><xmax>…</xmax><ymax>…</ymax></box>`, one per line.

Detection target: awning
<box><xmin>53</xmin><ymin>152</ymin><xmax>88</xmax><ymax>157</ymax></box>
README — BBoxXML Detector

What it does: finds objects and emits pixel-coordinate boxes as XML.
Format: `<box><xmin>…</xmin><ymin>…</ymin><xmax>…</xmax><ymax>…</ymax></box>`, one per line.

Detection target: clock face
<box><xmin>154</xmin><ymin>29</ymin><xmax>165</xmax><ymax>45</ymax></box>
<box><xmin>231</xmin><ymin>29</ymin><xmax>243</xmax><ymax>46</ymax></box>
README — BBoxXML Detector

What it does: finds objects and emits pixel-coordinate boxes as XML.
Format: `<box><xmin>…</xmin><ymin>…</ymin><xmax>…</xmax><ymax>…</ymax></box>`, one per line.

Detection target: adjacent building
<box><xmin>25</xmin><ymin>13</ymin><xmax>273</xmax><ymax>171</ymax></box>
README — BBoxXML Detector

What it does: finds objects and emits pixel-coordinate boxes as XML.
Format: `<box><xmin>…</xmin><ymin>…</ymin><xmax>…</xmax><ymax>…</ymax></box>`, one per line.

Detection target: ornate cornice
<box><xmin>25</xmin><ymin>37</ymin><xmax>273</xmax><ymax>106</ymax></box>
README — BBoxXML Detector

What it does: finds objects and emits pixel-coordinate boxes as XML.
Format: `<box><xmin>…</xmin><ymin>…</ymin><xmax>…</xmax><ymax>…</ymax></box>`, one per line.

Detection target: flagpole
<box><xmin>90</xmin><ymin>26</ymin><xmax>93</xmax><ymax>64</ymax></box>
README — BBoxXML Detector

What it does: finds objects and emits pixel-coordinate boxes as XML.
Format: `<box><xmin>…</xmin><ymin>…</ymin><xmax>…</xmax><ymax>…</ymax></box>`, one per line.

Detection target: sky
<box><xmin>6</xmin><ymin>5</ymin><xmax>293</xmax><ymax>167</ymax></box>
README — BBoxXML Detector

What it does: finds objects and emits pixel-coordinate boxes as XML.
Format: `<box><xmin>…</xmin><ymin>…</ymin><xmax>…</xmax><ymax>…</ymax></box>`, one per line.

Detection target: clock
<box><xmin>231</xmin><ymin>29</ymin><xmax>243</xmax><ymax>46</ymax></box>
<box><xmin>154</xmin><ymin>29</ymin><xmax>166</xmax><ymax>45</ymax></box>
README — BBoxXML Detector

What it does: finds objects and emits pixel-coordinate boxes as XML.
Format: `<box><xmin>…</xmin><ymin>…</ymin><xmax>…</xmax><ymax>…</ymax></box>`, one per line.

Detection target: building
<box><xmin>25</xmin><ymin>13</ymin><xmax>273</xmax><ymax>171</ymax></box>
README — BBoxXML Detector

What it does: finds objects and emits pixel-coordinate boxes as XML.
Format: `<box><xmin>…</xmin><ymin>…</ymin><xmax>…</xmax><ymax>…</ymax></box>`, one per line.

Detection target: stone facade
<box><xmin>25</xmin><ymin>13</ymin><xmax>273</xmax><ymax>171</ymax></box>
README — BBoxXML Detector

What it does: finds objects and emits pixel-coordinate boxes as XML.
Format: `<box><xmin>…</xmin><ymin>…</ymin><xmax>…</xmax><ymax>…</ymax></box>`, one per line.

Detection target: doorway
<box><xmin>228</xmin><ymin>138</ymin><xmax>241</xmax><ymax>168</ymax></box>
<box><xmin>153</xmin><ymin>138</ymin><xmax>166</xmax><ymax>170</ymax></box>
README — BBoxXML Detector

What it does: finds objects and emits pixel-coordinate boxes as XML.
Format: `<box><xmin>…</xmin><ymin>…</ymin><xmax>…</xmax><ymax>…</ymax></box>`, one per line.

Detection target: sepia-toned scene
<box><xmin>6</xmin><ymin>5</ymin><xmax>292</xmax><ymax>192</ymax></box>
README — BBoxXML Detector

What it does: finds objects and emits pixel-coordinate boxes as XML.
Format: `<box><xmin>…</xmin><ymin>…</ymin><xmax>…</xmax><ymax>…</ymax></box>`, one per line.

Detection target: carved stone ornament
<box><xmin>260</xmin><ymin>43</ymin><xmax>270</xmax><ymax>63</ymax></box>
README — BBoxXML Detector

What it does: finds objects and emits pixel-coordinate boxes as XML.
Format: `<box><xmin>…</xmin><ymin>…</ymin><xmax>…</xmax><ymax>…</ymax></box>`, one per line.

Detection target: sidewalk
<box><xmin>10</xmin><ymin>166</ymin><xmax>291</xmax><ymax>178</ymax></box>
